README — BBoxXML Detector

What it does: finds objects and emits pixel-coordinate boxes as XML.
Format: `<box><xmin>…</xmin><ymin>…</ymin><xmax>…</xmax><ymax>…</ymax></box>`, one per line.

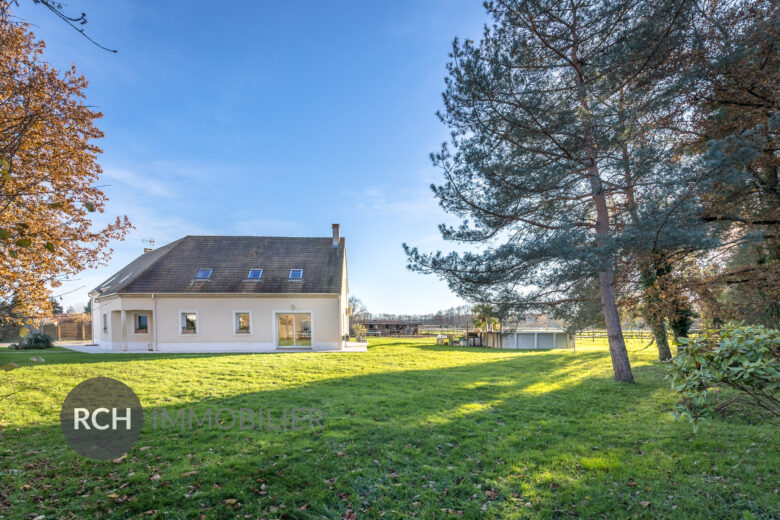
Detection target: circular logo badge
<box><xmin>60</xmin><ymin>377</ymin><xmax>144</xmax><ymax>460</ymax></box>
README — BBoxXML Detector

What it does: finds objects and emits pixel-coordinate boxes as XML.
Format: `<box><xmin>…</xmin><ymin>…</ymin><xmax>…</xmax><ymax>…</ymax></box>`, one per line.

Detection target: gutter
<box><xmin>152</xmin><ymin>293</ymin><xmax>158</xmax><ymax>351</ymax></box>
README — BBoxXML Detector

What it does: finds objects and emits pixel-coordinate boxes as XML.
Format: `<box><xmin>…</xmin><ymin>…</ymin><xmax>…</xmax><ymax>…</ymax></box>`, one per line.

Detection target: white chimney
<box><xmin>332</xmin><ymin>223</ymin><xmax>340</xmax><ymax>247</ymax></box>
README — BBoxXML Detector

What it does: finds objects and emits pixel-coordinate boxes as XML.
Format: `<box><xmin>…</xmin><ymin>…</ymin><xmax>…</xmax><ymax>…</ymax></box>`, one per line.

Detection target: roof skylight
<box><xmin>195</xmin><ymin>268</ymin><xmax>213</xmax><ymax>279</ymax></box>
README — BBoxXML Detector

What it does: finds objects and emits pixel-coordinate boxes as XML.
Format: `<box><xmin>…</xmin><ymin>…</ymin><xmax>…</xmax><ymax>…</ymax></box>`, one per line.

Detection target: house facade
<box><xmin>90</xmin><ymin>225</ymin><xmax>355</xmax><ymax>352</ymax></box>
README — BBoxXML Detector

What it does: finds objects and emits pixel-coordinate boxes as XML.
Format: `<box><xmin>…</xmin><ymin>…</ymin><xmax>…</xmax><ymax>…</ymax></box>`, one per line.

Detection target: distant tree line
<box><xmin>348</xmin><ymin>297</ymin><xmax>567</xmax><ymax>330</ymax></box>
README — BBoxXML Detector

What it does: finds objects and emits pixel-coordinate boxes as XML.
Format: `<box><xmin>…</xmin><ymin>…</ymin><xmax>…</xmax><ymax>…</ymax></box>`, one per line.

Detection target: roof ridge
<box><xmin>113</xmin><ymin>237</ymin><xmax>188</xmax><ymax>293</ymax></box>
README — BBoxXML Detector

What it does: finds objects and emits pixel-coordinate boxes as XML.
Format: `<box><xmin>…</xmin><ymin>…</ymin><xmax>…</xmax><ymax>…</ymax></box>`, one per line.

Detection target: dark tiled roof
<box><xmin>92</xmin><ymin>235</ymin><xmax>345</xmax><ymax>296</ymax></box>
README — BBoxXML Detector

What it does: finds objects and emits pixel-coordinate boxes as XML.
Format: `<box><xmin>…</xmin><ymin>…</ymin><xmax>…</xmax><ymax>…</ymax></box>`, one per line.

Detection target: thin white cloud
<box><xmin>101</xmin><ymin>167</ymin><xmax>180</xmax><ymax>200</ymax></box>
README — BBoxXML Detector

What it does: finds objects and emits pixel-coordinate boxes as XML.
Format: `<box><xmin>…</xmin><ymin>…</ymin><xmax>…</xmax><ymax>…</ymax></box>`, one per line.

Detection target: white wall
<box><xmin>93</xmin><ymin>294</ymin><xmax>341</xmax><ymax>352</ymax></box>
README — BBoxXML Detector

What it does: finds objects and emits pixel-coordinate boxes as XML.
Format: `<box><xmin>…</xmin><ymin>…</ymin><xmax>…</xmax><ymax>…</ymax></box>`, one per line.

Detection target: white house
<box><xmin>89</xmin><ymin>225</ymin><xmax>359</xmax><ymax>352</ymax></box>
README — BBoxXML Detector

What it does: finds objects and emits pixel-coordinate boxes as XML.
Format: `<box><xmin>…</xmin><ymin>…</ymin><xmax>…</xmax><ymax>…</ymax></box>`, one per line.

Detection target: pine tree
<box><xmin>406</xmin><ymin>0</ymin><xmax>695</xmax><ymax>382</ymax></box>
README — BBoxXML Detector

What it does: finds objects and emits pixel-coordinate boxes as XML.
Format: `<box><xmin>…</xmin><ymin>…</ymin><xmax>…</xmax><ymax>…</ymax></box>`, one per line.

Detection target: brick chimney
<box><xmin>332</xmin><ymin>223</ymin><xmax>340</xmax><ymax>247</ymax></box>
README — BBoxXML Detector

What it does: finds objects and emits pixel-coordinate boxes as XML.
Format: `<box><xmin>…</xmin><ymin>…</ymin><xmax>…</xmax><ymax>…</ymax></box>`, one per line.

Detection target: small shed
<box><xmin>481</xmin><ymin>329</ymin><xmax>572</xmax><ymax>349</ymax></box>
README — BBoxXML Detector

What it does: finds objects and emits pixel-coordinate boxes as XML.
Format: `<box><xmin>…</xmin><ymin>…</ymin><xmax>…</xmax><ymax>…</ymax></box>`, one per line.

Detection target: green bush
<box><xmin>667</xmin><ymin>322</ymin><xmax>780</xmax><ymax>431</ymax></box>
<box><xmin>353</xmin><ymin>324</ymin><xmax>367</xmax><ymax>342</ymax></box>
<box><xmin>11</xmin><ymin>332</ymin><xmax>54</xmax><ymax>350</ymax></box>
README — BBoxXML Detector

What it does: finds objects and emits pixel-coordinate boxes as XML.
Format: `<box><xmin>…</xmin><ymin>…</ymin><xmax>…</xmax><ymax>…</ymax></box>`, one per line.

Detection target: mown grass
<box><xmin>0</xmin><ymin>338</ymin><xmax>777</xmax><ymax>519</ymax></box>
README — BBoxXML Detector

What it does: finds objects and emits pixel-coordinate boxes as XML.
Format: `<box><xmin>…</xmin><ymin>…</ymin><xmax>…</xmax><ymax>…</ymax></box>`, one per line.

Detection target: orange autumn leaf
<box><xmin>0</xmin><ymin>4</ymin><xmax>132</xmax><ymax>320</ymax></box>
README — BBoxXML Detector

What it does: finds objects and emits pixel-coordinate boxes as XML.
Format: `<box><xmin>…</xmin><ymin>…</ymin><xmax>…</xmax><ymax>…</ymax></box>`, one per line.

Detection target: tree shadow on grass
<box><xmin>2</xmin><ymin>354</ymin><xmax>776</xmax><ymax>520</ymax></box>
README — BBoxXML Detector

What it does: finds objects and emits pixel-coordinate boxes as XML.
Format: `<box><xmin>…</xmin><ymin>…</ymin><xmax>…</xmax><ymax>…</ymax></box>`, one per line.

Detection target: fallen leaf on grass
<box><xmin>342</xmin><ymin>507</ymin><xmax>357</xmax><ymax>520</ymax></box>
<box><xmin>440</xmin><ymin>509</ymin><xmax>464</xmax><ymax>516</ymax></box>
<box><xmin>640</xmin><ymin>501</ymin><xmax>651</xmax><ymax>507</ymax></box>
<box><xmin>299</xmin><ymin>503</ymin><xmax>310</xmax><ymax>510</ymax></box>
<box><xmin>485</xmin><ymin>489</ymin><xmax>498</xmax><ymax>499</ymax></box>
<box><xmin>150</xmin><ymin>473</ymin><xmax>161</xmax><ymax>481</ymax></box>
<box><xmin>111</xmin><ymin>454</ymin><xmax>127</xmax><ymax>464</ymax></box>
<box><xmin>222</xmin><ymin>498</ymin><xmax>241</xmax><ymax>510</ymax></box>
<box><xmin>181</xmin><ymin>471</ymin><xmax>199</xmax><ymax>477</ymax></box>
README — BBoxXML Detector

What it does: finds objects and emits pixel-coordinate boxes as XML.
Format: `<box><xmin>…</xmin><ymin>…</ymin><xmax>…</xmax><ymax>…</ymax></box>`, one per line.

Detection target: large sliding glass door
<box><xmin>276</xmin><ymin>313</ymin><xmax>312</xmax><ymax>347</ymax></box>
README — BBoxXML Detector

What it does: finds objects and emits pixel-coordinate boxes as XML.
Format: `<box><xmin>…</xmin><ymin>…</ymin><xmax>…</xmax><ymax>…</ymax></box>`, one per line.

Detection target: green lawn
<box><xmin>0</xmin><ymin>338</ymin><xmax>777</xmax><ymax>519</ymax></box>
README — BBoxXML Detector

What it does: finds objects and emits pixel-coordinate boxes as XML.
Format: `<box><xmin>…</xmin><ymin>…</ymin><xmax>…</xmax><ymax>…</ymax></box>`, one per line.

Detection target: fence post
<box><xmin>57</xmin><ymin>323</ymin><xmax>61</xmax><ymax>342</ymax></box>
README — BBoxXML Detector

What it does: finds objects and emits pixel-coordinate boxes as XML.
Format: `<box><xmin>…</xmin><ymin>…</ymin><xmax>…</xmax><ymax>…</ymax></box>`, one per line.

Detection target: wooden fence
<box><xmin>575</xmin><ymin>329</ymin><xmax>657</xmax><ymax>343</ymax></box>
<box><xmin>0</xmin><ymin>322</ymin><xmax>92</xmax><ymax>342</ymax></box>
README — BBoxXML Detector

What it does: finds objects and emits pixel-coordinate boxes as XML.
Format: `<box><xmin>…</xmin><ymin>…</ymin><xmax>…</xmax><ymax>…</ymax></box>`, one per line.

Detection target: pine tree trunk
<box><xmin>571</xmin><ymin>44</ymin><xmax>634</xmax><ymax>383</ymax></box>
<box><xmin>597</xmin><ymin>252</ymin><xmax>635</xmax><ymax>383</ymax></box>
<box><xmin>591</xmin><ymin>181</ymin><xmax>634</xmax><ymax>382</ymax></box>
<box><xmin>616</xmin><ymin>92</ymin><xmax>668</xmax><ymax>363</ymax></box>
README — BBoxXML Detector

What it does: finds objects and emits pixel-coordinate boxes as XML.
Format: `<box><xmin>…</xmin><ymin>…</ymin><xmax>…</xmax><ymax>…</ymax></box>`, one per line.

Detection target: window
<box><xmin>102</xmin><ymin>313</ymin><xmax>108</xmax><ymax>333</ymax></box>
<box><xmin>180</xmin><ymin>312</ymin><xmax>198</xmax><ymax>334</ymax></box>
<box><xmin>276</xmin><ymin>313</ymin><xmax>311</xmax><ymax>347</ymax></box>
<box><xmin>247</xmin><ymin>269</ymin><xmax>263</xmax><ymax>280</ymax></box>
<box><xmin>195</xmin><ymin>268</ymin><xmax>213</xmax><ymax>279</ymax></box>
<box><xmin>135</xmin><ymin>313</ymin><xmax>148</xmax><ymax>333</ymax></box>
<box><xmin>288</xmin><ymin>269</ymin><xmax>303</xmax><ymax>280</ymax></box>
<box><xmin>234</xmin><ymin>311</ymin><xmax>251</xmax><ymax>334</ymax></box>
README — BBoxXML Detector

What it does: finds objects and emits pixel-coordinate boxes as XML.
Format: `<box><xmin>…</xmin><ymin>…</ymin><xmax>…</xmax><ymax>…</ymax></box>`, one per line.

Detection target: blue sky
<box><xmin>14</xmin><ymin>0</ymin><xmax>489</xmax><ymax>315</ymax></box>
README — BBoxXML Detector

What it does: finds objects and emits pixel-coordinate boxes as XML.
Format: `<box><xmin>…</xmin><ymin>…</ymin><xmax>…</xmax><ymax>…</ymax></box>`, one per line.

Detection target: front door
<box><xmin>276</xmin><ymin>313</ymin><xmax>312</xmax><ymax>347</ymax></box>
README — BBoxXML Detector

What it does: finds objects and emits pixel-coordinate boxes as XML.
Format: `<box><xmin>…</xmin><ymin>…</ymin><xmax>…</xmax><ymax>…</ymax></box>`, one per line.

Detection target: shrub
<box><xmin>11</xmin><ymin>332</ymin><xmax>54</xmax><ymax>350</ymax></box>
<box><xmin>667</xmin><ymin>322</ymin><xmax>780</xmax><ymax>431</ymax></box>
<box><xmin>353</xmin><ymin>324</ymin><xmax>367</xmax><ymax>342</ymax></box>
